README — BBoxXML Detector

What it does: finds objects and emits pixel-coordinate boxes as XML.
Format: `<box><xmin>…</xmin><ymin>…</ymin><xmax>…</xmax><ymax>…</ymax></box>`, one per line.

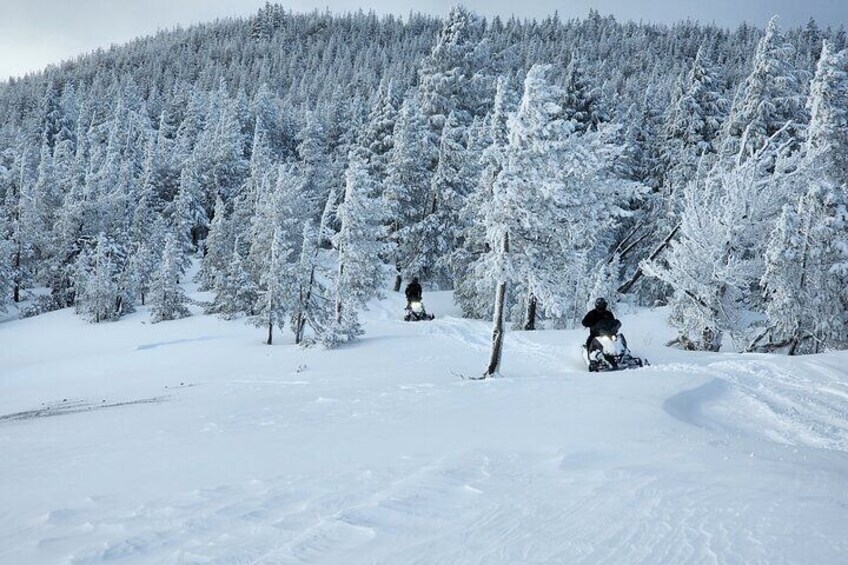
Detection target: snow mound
<box><xmin>665</xmin><ymin>357</ymin><xmax>848</xmax><ymax>452</ymax></box>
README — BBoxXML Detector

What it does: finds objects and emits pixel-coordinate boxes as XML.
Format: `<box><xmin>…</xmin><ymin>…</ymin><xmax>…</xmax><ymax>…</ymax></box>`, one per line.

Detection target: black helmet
<box><xmin>594</xmin><ymin>297</ymin><xmax>608</xmax><ymax>310</ymax></box>
<box><xmin>412</xmin><ymin>277</ymin><xmax>419</xmax><ymax>284</ymax></box>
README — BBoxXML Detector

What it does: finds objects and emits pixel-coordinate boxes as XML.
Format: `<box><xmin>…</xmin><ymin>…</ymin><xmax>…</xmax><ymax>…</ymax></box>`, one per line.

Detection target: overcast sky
<box><xmin>1</xmin><ymin>0</ymin><xmax>847</xmax><ymax>80</ymax></box>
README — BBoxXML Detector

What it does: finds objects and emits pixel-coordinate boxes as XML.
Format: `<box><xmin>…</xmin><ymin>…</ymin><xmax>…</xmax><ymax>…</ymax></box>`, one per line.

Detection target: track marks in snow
<box><xmin>135</xmin><ymin>335</ymin><xmax>231</xmax><ymax>351</ymax></box>
<box><xmin>11</xmin><ymin>448</ymin><xmax>848</xmax><ymax>564</ymax></box>
<box><xmin>664</xmin><ymin>358</ymin><xmax>848</xmax><ymax>452</ymax></box>
<box><xmin>0</xmin><ymin>397</ymin><xmax>166</xmax><ymax>424</ymax></box>
<box><xmin>272</xmin><ymin>453</ymin><xmax>491</xmax><ymax>563</ymax></box>
<box><xmin>420</xmin><ymin>316</ymin><xmax>491</xmax><ymax>352</ymax></box>
<box><xmin>418</xmin><ymin>316</ymin><xmax>579</xmax><ymax>374</ymax></box>
<box><xmin>33</xmin><ymin>455</ymin><xmax>493</xmax><ymax>564</ymax></box>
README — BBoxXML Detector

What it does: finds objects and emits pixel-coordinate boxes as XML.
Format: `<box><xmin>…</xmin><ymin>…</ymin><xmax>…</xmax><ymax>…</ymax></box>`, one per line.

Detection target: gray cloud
<box><xmin>1</xmin><ymin>0</ymin><xmax>846</xmax><ymax>79</ymax></box>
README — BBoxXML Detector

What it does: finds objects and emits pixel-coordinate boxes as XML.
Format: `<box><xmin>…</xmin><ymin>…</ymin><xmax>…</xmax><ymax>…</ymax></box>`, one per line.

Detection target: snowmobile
<box><xmin>581</xmin><ymin>318</ymin><xmax>648</xmax><ymax>372</ymax></box>
<box><xmin>404</xmin><ymin>300</ymin><xmax>434</xmax><ymax>322</ymax></box>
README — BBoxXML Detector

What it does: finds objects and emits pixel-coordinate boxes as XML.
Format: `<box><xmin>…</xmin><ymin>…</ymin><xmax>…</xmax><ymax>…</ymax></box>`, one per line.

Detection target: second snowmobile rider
<box><xmin>405</xmin><ymin>277</ymin><xmax>423</xmax><ymax>307</ymax></box>
<box><xmin>582</xmin><ymin>297</ymin><xmax>616</xmax><ymax>349</ymax></box>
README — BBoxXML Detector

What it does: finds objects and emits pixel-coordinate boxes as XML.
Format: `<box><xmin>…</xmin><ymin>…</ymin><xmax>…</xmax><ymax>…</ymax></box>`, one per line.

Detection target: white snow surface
<box><xmin>2</xmin><ymin>285</ymin><xmax>848</xmax><ymax>564</ymax></box>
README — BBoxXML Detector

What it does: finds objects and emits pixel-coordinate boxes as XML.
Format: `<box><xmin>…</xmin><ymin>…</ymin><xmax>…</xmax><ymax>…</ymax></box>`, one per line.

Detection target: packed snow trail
<box><xmin>1</xmin><ymin>290</ymin><xmax>847</xmax><ymax>563</ymax></box>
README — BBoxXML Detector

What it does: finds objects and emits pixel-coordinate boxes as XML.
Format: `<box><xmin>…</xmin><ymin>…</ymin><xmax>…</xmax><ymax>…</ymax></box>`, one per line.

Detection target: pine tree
<box><xmin>322</xmin><ymin>154</ymin><xmax>387</xmax><ymax>347</ymax></box>
<box><xmin>0</xmin><ymin>216</ymin><xmax>13</xmax><ymax>312</ymax></box>
<box><xmin>412</xmin><ymin>110</ymin><xmax>472</xmax><ymax>287</ymax></box>
<box><xmin>74</xmin><ymin>232</ymin><xmax>126</xmax><ymax>323</ymax></box>
<box><xmin>642</xmin><ymin>155</ymin><xmax>771</xmax><ymax>351</ymax></box>
<box><xmin>174</xmin><ymin>162</ymin><xmax>207</xmax><ymax>258</ymax></box>
<box><xmin>252</xmin><ymin>228</ymin><xmax>295</xmax><ymax>345</ymax></box>
<box><xmin>296</xmin><ymin>111</ymin><xmax>335</xmax><ymax>220</ymax></box>
<box><xmin>562</xmin><ymin>52</ymin><xmax>604</xmax><ymax>133</ymax></box>
<box><xmin>720</xmin><ymin>17</ymin><xmax>803</xmax><ymax>164</ymax></box>
<box><xmin>193</xmin><ymin>83</ymin><xmax>249</xmax><ymax>203</ymax></box>
<box><xmin>759</xmin><ymin>182</ymin><xmax>848</xmax><ymax>354</ymax></box>
<box><xmin>805</xmin><ymin>41</ymin><xmax>848</xmax><ymax>188</ymax></box>
<box><xmin>150</xmin><ymin>232</ymin><xmax>190</xmax><ymax>323</ymax></box>
<box><xmin>756</xmin><ymin>42</ymin><xmax>848</xmax><ymax>354</ymax></box>
<box><xmin>383</xmin><ymin>91</ymin><xmax>432</xmax><ymax>290</ymax></box>
<box><xmin>357</xmin><ymin>78</ymin><xmax>399</xmax><ymax>183</ymax></box>
<box><xmin>454</xmin><ymin>76</ymin><xmax>517</xmax><ymax>318</ymax></box>
<box><xmin>196</xmin><ymin>195</ymin><xmax>231</xmax><ymax>291</ymax></box>
<box><xmin>291</xmin><ymin>195</ymin><xmax>336</xmax><ymax>345</ymax></box>
<box><xmin>661</xmin><ymin>48</ymin><xmax>728</xmax><ymax>200</ymax></box>
<box><xmin>482</xmin><ymin>65</ymin><xmax>632</xmax><ymax>375</ymax></box>
<box><xmin>209</xmin><ymin>241</ymin><xmax>258</xmax><ymax>320</ymax></box>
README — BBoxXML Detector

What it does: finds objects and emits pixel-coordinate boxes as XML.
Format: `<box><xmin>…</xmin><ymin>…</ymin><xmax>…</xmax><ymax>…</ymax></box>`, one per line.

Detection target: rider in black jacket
<box><xmin>582</xmin><ymin>298</ymin><xmax>616</xmax><ymax>349</ymax></box>
<box><xmin>405</xmin><ymin>278</ymin><xmax>423</xmax><ymax>307</ymax></box>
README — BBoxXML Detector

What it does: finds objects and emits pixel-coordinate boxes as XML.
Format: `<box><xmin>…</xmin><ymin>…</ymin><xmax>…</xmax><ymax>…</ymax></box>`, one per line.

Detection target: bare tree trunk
<box><xmin>788</xmin><ymin>337</ymin><xmax>798</xmax><ymax>356</ymax></box>
<box><xmin>393</xmin><ymin>272</ymin><xmax>402</xmax><ymax>292</ymax></box>
<box><xmin>335</xmin><ymin>263</ymin><xmax>344</xmax><ymax>324</ymax></box>
<box><xmin>294</xmin><ymin>314</ymin><xmax>304</xmax><ymax>345</ymax></box>
<box><xmin>485</xmin><ymin>280</ymin><xmax>508</xmax><ymax>378</ymax></box>
<box><xmin>295</xmin><ymin>265</ymin><xmax>316</xmax><ymax>345</ymax></box>
<box><xmin>523</xmin><ymin>292</ymin><xmax>537</xmax><ymax>331</ymax></box>
<box><xmin>484</xmin><ymin>233</ymin><xmax>509</xmax><ymax>378</ymax></box>
<box><xmin>266</xmin><ymin>321</ymin><xmax>273</xmax><ymax>345</ymax></box>
<box><xmin>13</xmin><ymin>245</ymin><xmax>20</xmax><ymax>302</ymax></box>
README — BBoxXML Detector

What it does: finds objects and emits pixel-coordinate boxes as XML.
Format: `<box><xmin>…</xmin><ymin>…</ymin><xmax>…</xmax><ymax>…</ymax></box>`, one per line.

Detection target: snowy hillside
<box><xmin>2</xmin><ymin>285</ymin><xmax>847</xmax><ymax>564</ymax></box>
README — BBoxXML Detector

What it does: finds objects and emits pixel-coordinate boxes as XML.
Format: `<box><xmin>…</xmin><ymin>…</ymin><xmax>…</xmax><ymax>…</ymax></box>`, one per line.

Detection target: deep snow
<box><xmin>1</xmin><ymin>284</ymin><xmax>847</xmax><ymax>564</ymax></box>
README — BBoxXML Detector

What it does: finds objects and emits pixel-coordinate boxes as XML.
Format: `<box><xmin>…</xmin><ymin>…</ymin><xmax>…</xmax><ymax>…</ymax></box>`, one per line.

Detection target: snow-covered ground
<box><xmin>2</xmin><ymin>285</ymin><xmax>848</xmax><ymax>564</ymax></box>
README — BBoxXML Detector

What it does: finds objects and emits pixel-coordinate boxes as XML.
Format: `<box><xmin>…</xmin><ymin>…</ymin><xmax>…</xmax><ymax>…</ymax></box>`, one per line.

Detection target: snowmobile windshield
<box><xmin>592</xmin><ymin>318</ymin><xmax>621</xmax><ymax>336</ymax></box>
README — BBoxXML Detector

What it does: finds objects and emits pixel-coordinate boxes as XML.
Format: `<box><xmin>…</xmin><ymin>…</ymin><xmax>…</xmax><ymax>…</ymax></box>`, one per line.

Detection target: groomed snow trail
<box><xmin>1</xmin><ymin>290</ymin><xmax>847</xmax><ymax>564</ymax></box>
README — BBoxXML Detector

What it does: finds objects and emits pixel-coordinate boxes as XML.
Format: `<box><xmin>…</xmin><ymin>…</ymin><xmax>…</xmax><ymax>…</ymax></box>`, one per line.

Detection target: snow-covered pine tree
<box><xmin>174</xmin><ymin>162</ymin><xmax>207</xmax><ymax>260</ymax></box>
<box><xmin>208</xmin><ymin>240</ymin><xmax>258</xmax><ymax>320</ymax></box>
<box><xmin>418</xmin><ymin>5</ymin><xmax>488</xmax><ymax>136</ymax></box>
<box><xmin>719</xmin><ymin>16</ymin><xmax>803</xmax><ymax>165</ymax></box>
<box><xmin>383</xmin><ymin>90</ymin><xmax>432</xmax><ymax>291</ymax></box>
<box><xmin>229</xmin><ymin>120</ymin><xmax>275</xmax><ymax>257</ymax></box>
<box><xmin>758</xmin><ymin>182</ymin><xmax>848</xmax><ymax>354</ymax></box>
<box><xmin>562</xmin><ymin>51</ymin><xmax>604</xmax><ymax>134</ymax></box>
<box><xmin>74</xmin><ymin>232</ymin><xmax>127</xmax><ymax>323</ymax></box>
<box><xmin>412</xmin><ymin>110</ymin><xmax>472</xmax><ymax>287</ymax></box>
<box><xmin>13</xmin><ymin>146</ymin><xmax>45</xmax><ymax>301</ymax></box>
<box><xmin>756</xmin><ymin>41</ymin><xmax>848</xmax><ymax>354</ymax></box>
<box><xmin>247</xmin><ymin>163</ymin><xmax>300</xmax><ymax>283</ymax></box>
<box><xmin>661</xmin><ymin>48</ymin><xmax>728</xmax><ymax>205</ymax></box>
<box><xmin>46</xmin><ymin>167</ymin><xmax>86</xmax><ymax>308</ymax></box>
<box><xmin>291</xmin><ymin>194</ymin><xmax>336</xmax><ymax>345</ymax></box>
<box><xmin>192</xmin><ymin>82</ymin><xmax>249</xmax><ymax>203</ymax></box>
<box><xmin>662</xmin><ymin>26</ymin><xmax>807</xmax><ymax>325</ymax></box>
<box><xmin>357</xmin><ymin>78</ymin><xmax>399</xmax><ymax>184</ymax></box>
<box><xmin>296</xmin><ymin>111</ymin><xmax>335</xmax><ymax>220</ymax></box>
<box><xmin>250</xmin><ymin>83</ymin><xmax>289</xmax><ymax>159</ymax></box>
<box><xmin>251</xmin><ymin>228</ymin><xmax>295</xmax><ymax>345</ymax></box>
<box><xmin>321</xmin><ymin>154</ymin><xmax>387</xmax><ymax>347</ymax></box>
<box><xmin>126</xmin><ymin>234</ymin><xmax>160</xmax><ymax>308</ymax></box>
<box><xmin>0</xmin><ymin>216</ymin><xmax>13</xmax><ymax>312</ymax></box>
<box><xmin>196</xmin><ymin>195</ymin><xmax>231</xmax><ymax>291</ymax></box>
<box><xmin>247</xmin><ymin>163</ymin><xmax>304</xmax><ymax>341</ymax></box>
<box><xmin>453</xmin><ymin>76</ymin><xmax>517</xmax><ymax>319</ymax></box>
<box><xmin>805</xmin><ymin>41</ymin><xmax>848</xmax><ymax>189</ymax></box>
<box><xmin>642</xmin><ymin>152</ymin><xmax>776</xmax><ymax>351</ymax></box>
<box><xmin>481</xmin><ymin>64</ymin><xmax>632</xmax><ymax>375</ymax></box>
<box><xmin>150</xmin><ymin>232</ymin><xmax>190</xmax><ymax>323</ymax></box>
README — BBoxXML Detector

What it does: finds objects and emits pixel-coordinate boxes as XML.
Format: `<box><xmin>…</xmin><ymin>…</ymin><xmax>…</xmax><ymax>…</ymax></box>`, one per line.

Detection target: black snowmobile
<box><xmin>581</xmin><ymin>318</ymin><xmax>648</xmax><ymax>372</ymax></box>
<box><xmin>404</xmin><ymin>300</ymin><xmax>434</xmax><ymax>322</ymax></box>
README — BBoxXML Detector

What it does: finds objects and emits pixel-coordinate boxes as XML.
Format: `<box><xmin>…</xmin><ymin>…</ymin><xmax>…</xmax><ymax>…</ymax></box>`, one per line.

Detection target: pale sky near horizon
<box><xmin>1</xmin><ymin>0</ymin><xmax>846</xmax><ymax>80</ymax></box>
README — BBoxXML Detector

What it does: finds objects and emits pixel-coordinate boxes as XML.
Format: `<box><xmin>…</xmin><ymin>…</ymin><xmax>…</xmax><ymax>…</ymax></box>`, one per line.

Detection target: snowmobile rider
<box><xmin>405</xmin><ymin>277</ymin><xmax>423</xmax><ymax>307</ymax></box>
<box><xmin>582</xmin><ymin>298</ymin><xmax>616</xmax><ymax>350</ymax></box>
